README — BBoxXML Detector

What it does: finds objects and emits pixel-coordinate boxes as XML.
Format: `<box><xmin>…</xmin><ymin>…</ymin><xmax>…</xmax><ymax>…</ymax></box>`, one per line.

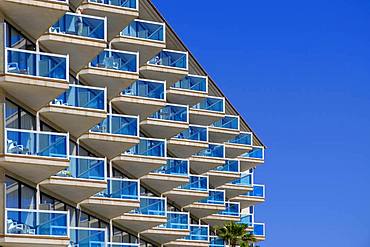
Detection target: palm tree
<box><xmin>213</xmin><ymin>221</ymin><xmax>249</xmax><ymax>247</ymax></box>
<box><xmin>240</xmin><ymin>233</ymin><xmax>258</xmax><ymax>247</ymax></box>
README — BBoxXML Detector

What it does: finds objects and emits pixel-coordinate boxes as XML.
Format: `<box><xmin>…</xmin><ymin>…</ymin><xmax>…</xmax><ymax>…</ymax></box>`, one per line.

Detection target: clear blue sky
<box><xmin>152</xmin><ymin>0</ymin><xmax>370</xmax><ymax>246</ymax></box>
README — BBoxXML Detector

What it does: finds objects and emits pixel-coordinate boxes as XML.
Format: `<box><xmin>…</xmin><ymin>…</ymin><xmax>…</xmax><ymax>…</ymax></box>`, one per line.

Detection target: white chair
<box><xmin>7</xmin><ymin>62</ymin><xmax>20</xmax><ymax>73</ymax></box>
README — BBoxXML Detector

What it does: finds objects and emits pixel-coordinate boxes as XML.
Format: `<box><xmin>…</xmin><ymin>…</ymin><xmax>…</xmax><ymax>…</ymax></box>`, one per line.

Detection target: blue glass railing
<box><xmin>91</xmin><ymin>114</ymin><xmax>138</xmax><ymax>136</ymax></box>
<box><xmin>5</xmin><ymin>208</ymin><xmax>69</xmax><ymax>236</ymax></box>
<box><xmin>217</xmin><ymin>202</ymin><xmax>240</xmax><ymax>217</ymax></box>
<box><xmin>245</xmin><ymin>184</ymin><xmax>265</xmax><ymax>198</ymax></box>
<box><xmin>174</xmin><ymin>126</ymin><xmax>207</xmax><ymax>142</ymax></box>
<box><xmin>5</xmin><ymin>128</ymin><xmax>68</xmax><ymax>158</ymax></box>
<box><xmin>125</xmin><ymin>138</ymin><xmax>166</xmax><ymax>157</ymax></box>
<box><xmin>158</xmin><ymin>212</ymin><xmax>189</xmax><ymax>230</ymax></box>
<box><xmin>227</xmin><ymin>132</ymin><xmax>252</xmax><ymax>146</ymax></box>
<box><xmin>214</xmin><ymin>160</ymin><xmax>239</xmax><ymax>173</ymax></box>
<box><xmin>56</xmin><ymin>156</ymin><xmax>105</xmax><ymax>180</ymax></box>
<box><xmin>108</xmin><ymin>244</ymin><xmax>139</xmax><ymax>247</ymax></box>
<box><xmin>88</xmin><ymin>0</ymin><xmax>137</xmax><ymax>9</ymax></box>
<box><xmin>239</xmin><ymin>214</ymin><xmax>253</xmax><ymax>227</ymax></box>
<box><xmin>172</xmin><ymin>75</ymin><xmax>207</xmax><ymax>92</ymax></box>
<box><xmin>231</xmin><ymin>174</ymin><xmax>252</xmax><ymax>186</ymax></box>
<box><xmin>210</xmin><ymin>236</ymin><xmax>225</xmax><ymax>247</ymax></box>
<box><xmin>179</xmin><ymin>175</ymin><xmax>208</xmax><ymax>191</ymax></box>
<box><xmin>199</xmin><ymin>189</ymin><xmax>225</xmax><ymax>205</ymax></box>
<box><xmin>151</xmin><ymin>159</ymin><xmax>189</xmax><ymax>176</ymax></box>
<box><xmin>130</xmin><ymin>196</ymin><xmax>166</xmax><ymax>216</ymax></box>
<box><xmin>192</xmin><ymin>97</ymin><xmax>224</xmax><ymax>113</ymax></box>
<box><xmin>52</xmin><ymin>84</ymin><xmax>106</xmax><ymax>111</ymax></box>
<box><xmin>149</xmin><ymin>104</ymin><xmax>188</xmax><ymax>122</ymax></box>
<box><xmin>5</xmin><ymin>48</ymin><xmax>68</xmax><ymax>80</ymax></box>
<box><xmin>184</xmin><ymin>225</ymin><xmax>208</xmax><ymax>241</ymax></box>
<box><xmin>241</xmin><ymin>146</ymin><xmax>264</xmax><ymax>160</ymax></box>
<box><xmin>70</xmin><ymin>227</ymin><xmax>106</xmax><ymax>246</ymax></box>
<box><xmin>148</xmin><ymin>50</ymin><xmax>188</xmax><ymax>70</ymax></box>
<box><xmin>195</xmin><ymin>144</ymin><xmax>224</xmax><ymax>158</ymax></box>
<box><xmin>122</xmin><ymin>79</ymin><xmax>165</xmax><ymax>100</ymax></box>
<box><xmin>90</xmin><ymin>49</ymin><xmax>138</xmax><ymax>73</ymax></box>
<box><xmin>253</xmin><ymin>223</ymin><xmax>265</xmax><ymax>236</ymax></box>
<box><xmin>95</xmin><ymin>178</ymin><xmax>139</xmax><ymax>200</ymax></box>
<box><xmin>212</xmin><ymin>116</ymin><xmax>239</xmax><ymax>130</ymax></box>
<box><xmin>121</xmin><ymin>19</ymin><xmax>165</xmax><ymax>42</ymax></box>
<box><xmin>51</xmin><ymin>12</ymin><xmax>106</xmax><ymax>40</ymax></box>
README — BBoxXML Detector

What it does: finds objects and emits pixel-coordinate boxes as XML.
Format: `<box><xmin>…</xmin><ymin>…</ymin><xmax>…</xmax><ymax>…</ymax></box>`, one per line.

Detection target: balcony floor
<box><xmin>140</xmin><ymin>64</ymin><xmax>188</xmax><ymax>88</ymax></box>
<box><xmin>114</xmin><ymin>214</ymin><xmax>167</xmax><ymax>233</ymax></box>
<box><xmin>184</xmin><ymin>202</ymin><xmax>226</xmax><ymax>219</ymax></box>
<box><xmin>205</xmin><ymin>170</ymin><xmax>240</xmax><ymax>188</ymax></box>
<box><xmin>163</xmin><ymin>188</ymin><xmax>209</xmax><ymax>208</ymax></box>
<box><xmin>189</xmin><ymin>109</ymin><xmax>225</xmax><ymax>126</ymax></box>
<box><xmin>189</xmin><ymin>156</ymin><xmax>226</xmax><ymax>175</ymax></box>
<box><xmin>202</xmin><ymin>214</ymin><xmax>240</xmax><ymax>227</ymax></box>
<box><xmin>166</xmin><ymin>88</ymin><xmax>207</xmax><ymax>106</ymax></box>
<box><xmin>238</xmin><ymin>157</ymin><xmax>264</xmax><ymax>172</ymax></box>
<box><xmin>141</xmin><ymin>173</ymin><xmax>189</xmax><ymax>194</ymax></box>
<box><xmin>208</xmin><ymin>127</ymin><xmax>240</xmax><ymax>143</ymax></box>
<box><xmin>164</xmin><ymin>240</ymin><xmax>209</xmax><ymax>247</ymax></box>
<box><xmin>231</xmin><ymin>195</ymin><xmax>265</xmax><ymax>208</ymax></box>
<box><xmin>141</xmin><ymin>228</ymin><xmax>190</xmax><ymax>245</ymax></box>
<box><xmin>217</xmin><ymin>184</ymin><xmax>253</xmax><ymax>200</ymax></box>
<box><xmin>224</xmin><ymin>143</ymin><xmax>253</xmax><ymax>159</ymax></box>
<box><xmin>167</xmin><ymin>139</ymin><xmax>208</xmax><ymax>158</ymax></box>
<box><xmin>0</xmin><ymin>234</ymin><xmax>69</xmax><ymax>247</ymax></box>
<box><xmin>140</xmin><ymin>119</ymin><xmax>189</xmax><ymax>139</ymax></box>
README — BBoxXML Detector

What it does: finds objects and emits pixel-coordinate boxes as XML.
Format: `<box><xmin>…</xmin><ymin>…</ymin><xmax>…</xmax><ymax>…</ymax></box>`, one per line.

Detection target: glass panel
<box><xmin>56</xmin><ymin>157</ymin><xmax>105</xmax><ymax>180</ymax></box>
<box><xmin>91</xmin><ymin>50</ymin><xmax>137</xmax><ymax>72</ymax></box>
<box><xmin>108</xmin><ymin>244</ymin><xmax>139</xmax><ymax>247</ymax></box>
<box><xmin>95</xmin><ymin>179</ymin><xmax>139</xmax><ymax>200</ymax></box>
<box><xmin>125</xmin><ymin>139</ymin><xmax>165</xmax><ymax>157</ymax></box>
<box><xmin>148</xmin><ymin>50</ymin><xmax>187</xmax><ymax>69</ymax></box>
<box><xmin>228</xmin><ymin>133</ymin><xmax>252</xmax><ymax>146</ymax></box>
<box><xmin>192</xmin><ymin>97</ymin><xmax>224</xmax><ymax>112</ymax></box>
<box><xmin>253</xmin><ymin>223</ymin><xmax>265</xmax><ymax>236</ymax></box>
<box><xmin>241</xmin><ymin>147</ymin><xmax>264</xmax><ymax>159</ymax></box>
<box><xmin>214</xmin><ymin>160</ymin><xmax>239</xmax><ymax>173</ymax></box>
<box><xmin>217</xmin><ymin>203</ymin><xmax>239</xmax><ymax>216</ymax></box>
<box><xmin>70</xmin><ymin>228</ymin><xmax>106</xmax><ymax>246</ymax></box>
<box><xmin>174</xmin><ymin>126</ymin><xmax>207</xmax><ymax>141</ymax></box>
<box><xmin>88</xmin><ymin>0</ymin><xmax>137</xmax><ymax>9</ymax></box>
<box><xmin>122</xmin><ymin>20</ymin><xmax>164</xmax><ymax>42</ymax></box>
<box><xmin>158</xmin><ymin>212</ymin><xmax>188</xmax><ymax>230</ymax></box>
<box><xmin>122</xmin><ymin>80</ymin><xmax>164</xmax><ymax>99</ymax></box>
<box><xmin>179</xmin><ymin>176</ymin><xmax>208</xmax><ymax>191</ymax></box>
<box><xmin>149</xmin><ymin>105</ymin><xmax>188</xmax><ymax>122</ymax></box>
<box><xmin>6</xmin><ymin>49</ymin><xmax>67</xmax><ymax>80</ymax></box>
<box><xmin>6</xmin><ymin>129</ymin><xmax>68</xmax><ymax>158</ymax></box>
<box><xmin>91</xmin><ymin>115</ymin><xmax>138</xmax><ymax>136</ymax></box>
<box><xmin>239</xmin><ymin>215</ymin><xmax>253</xmax><ymax>227</ymax></box>
<box><xmin>5</xmin><ymin>177</ymin><xmax>19</xmax><ymax>209</ymax></box>
<box><xmin>184</xmin><ymin>225</ymin><xmax>208</xmax><ymax>241</ymax></box>
<box><xmin>196</xmin><ymin>144</ymin><xmax>224</xmax><ymax>158</ymax></box>
<box><xmin>131</xmin><ymin>197</ymin><xmax>166</xmax><ymax>216</ymax></box>
<box><xmin>210</xmin><ymin>236</ymin><xmax>225</xmax><ymax>247</ymax></box>
<box><xmin>51</xmin><ymin>13</ymin><xmax>105</xmax><ymax>40</ymax></box>
<box><xmin>199</xmin><ymin>190</ymin><xmax>224</xmax><ymax>205</ymax></box>
<box><xmin>53</xmin><ymin>85</ymin><xmax>105</xmax><ymax>110</ymax></box>
<box><xmin>245</xmin><ymin>185</ymin><xmax>265</xmax><ymax>198</ymax></box>
<box><xmin>151</xmin><ymin>159</ymin><xmax>188</xmax><ymax>176</ymax></box>
<box><xmin>231</xmin><ymin>174</ymin><xmax>252</xmax><ymax>186</ymax></box>
<box><xmin>172</xmin><ymin>75</ymin><xmax>207</xmax><ymax>92</ymax></box>
<box><xmin>212</xmin><ymin>116</ymin><xmax>239</xmax><ymax>130</ymax></box>
<box><xmin>6</xmin><ymin>209</ymin><xmax>68</xmax><ymax>236</ymax></box>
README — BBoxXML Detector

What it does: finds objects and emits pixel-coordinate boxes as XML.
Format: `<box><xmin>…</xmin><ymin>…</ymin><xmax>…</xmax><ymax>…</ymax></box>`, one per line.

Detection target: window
<box><xmin>5</xmin><ymin>100</ymin><xmax>35</xmax><ymax>130</ymax></box>
<box><xmin>5</xmin><ymin>176</ymin><xmax>36</xmax><ymax>209</ymax></box>
<box><xmin>5</xmin><ymin>22</ymin><xmax>35</xmax><ymax>50</ymax></box>
<box><xmin>112</xmin><ymin>227</ymin><xmax>138</xmax><ymax>243</ymax></box>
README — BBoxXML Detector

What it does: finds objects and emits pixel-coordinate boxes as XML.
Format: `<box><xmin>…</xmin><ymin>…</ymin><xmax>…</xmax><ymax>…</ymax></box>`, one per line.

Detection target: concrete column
<box><xmin>0</xmin><ymin>11</ymin><xmax>5</xmax><ymax>75</ymax></box>
<box><xmin>0</xmin><ymin>168</ymin><xmax>5</xmax><ymax>234</ymax></box>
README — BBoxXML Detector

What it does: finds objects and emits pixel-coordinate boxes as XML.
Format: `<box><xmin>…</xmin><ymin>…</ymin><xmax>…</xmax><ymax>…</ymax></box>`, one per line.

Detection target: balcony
<box><xmin>203</xmin><ymin>202</ymin><xmax>240</xmax><ymax>227</ymax></box>
<box><xmin>112</xmin><ymin>138</ymin><xmax>167</xmax><ymax>178</ymax></box>
<box><xmin>224</xmin><ymin>132</ymin><xmax>253</xmax><ymax>158</ymax></box>
<box><xmin>70</xmin><ymin>227</ymin><xmax>106</xmax><ymax>246</ymax></box>
<box><xmin>163</xmin><ymin>175</ymin><xmax>209</xmax><ymax>208</ymax></box>
<box><xmin>79</xmin><ymin>0</ymin><xmax>139</xmax><ymax>40</ymax></box>
<box><xmin>141</xmin><ymin>212</ymin><xmax>190</xmax><ymax>244</ymax></box>
<box><xmin>39</xmin><ymin>84</ymin><xmax>107</xmax><ymax>138</ymax></box>
<box><xmin>81</xmin><ymin>178</ymin><xmax>140</xmax><ymax>218</ymax></box>
<box><xmin>167</xmin><ymin>75</ymin><xmax>208</xmax><ymax>105</ymax></box>
<box><xmin>205</xmin><ymin>160</ymin><xmax>240</xmax><ymax>188</ymax></box>
<box><xmin>167</xmin><ymin>125</ymin><xmax>208</xmax><ymax>158</ymax></box>
<box><xmin>184</xmin><ymin>189</ymin><xmax>226</xmax><ymax>219</ymax></box>
<box><xmin>238</xmin><ymin>214</ymin><xmax>254</xmax><ymax>231</ymax></box>
<box><xmin>238</xmin><ymin>146</ymin><xmax>265</xmax><ymax>171</ymax></box>
<box><xmin>165</xmin><ymin>225</ymin><xmax>209</xmax><ymax>247</ymax></box>
<box><xmin>189</xmin><ymin>144</ymin><xmax>225</xmax><ymax>174</ymax></box>
<box><xmin>208</xmin><ymin>116</ymin><xmax>240</xmax><ymax>143</ymax></box>
<box><xmin>0</xmin><ymin>208</ymin><xmax>69</xmax><ymax>247</ymax></box>
<box><xmin>232</xmin><ymin>184</ymin><xmax>265</xmax><ymax>208</ymax></box>
<box><xmin>190</xmin><ymin>97</ymin><xmax>225</xmax><ymax>125</ymax></box>
<box><xmin>141</xmin><ymin>50</ymin><xmax>188</xmax><ymax>87</ymax></box>
<box><xmin>108</xmin><ymin>244</ymin><xmax>139</xmax><ymax>247</ymax></box>
<box><xmin>112</xmin><ymin>19</ymin><xmax>166</xmax><ymax>65</ymax></box>
<box><xmin>0</xmin><ymin>0</ymin><xmax>68</xmax><ymax>39</ymax></box>
<box><xmin>79</xmin><ymin>114</ymin><xmax>140</xmax><ymax>159</ymax></box>
<box><xmin>218</xmin><ymin>173</ymin><xmax>253</xmax><ymax>199</ymax></box>
<box><xmin>40</xmin><ymin>156</ymin><xmax>107</xmax><ymax>203</ymax></box>
<box><xmin>114</xmin><ymin>196</ymin><xmax>167</xmax><ymax>233</ymax></box>
<box><xmin>0</xmin><ymin>128</ymin><xmax>69</xmax><ymax>183</ymax></box>
<box><xmin>209</xmin><ymin>236</ymin><xmax>225</xmax><ymax>247</ymax></box>
<box><xmin>140</xmin><ymin>104</ymin><xmax>189</xmax><ymax>138</ymax></box>
<box><xmin>141</xmin><ymin>159</ymin><xmax>189</xmax><ymax>194</ymax></box>
<box><xmin>252</xmin><ymin>223</ymin><xmax>266</xmax><ymax>241</ymax></box>
<box><xmin>1</xmin><ymin>48</ymin><xmax>69</xmax><ymax>111</ymax></box>
<box><xmin>79</xmin><ymin>49</ymin><xmax>139</xmax><ymax>98</ymax></box>
<box><xmin>39</xmin><ymin>12</ymin><xmax>107</xmax><ymax>73</ymax></box>
<box><xmin>111</xmin><ymin>79</ymin><xmax>166</xmax><ymax>119</ymax></box>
